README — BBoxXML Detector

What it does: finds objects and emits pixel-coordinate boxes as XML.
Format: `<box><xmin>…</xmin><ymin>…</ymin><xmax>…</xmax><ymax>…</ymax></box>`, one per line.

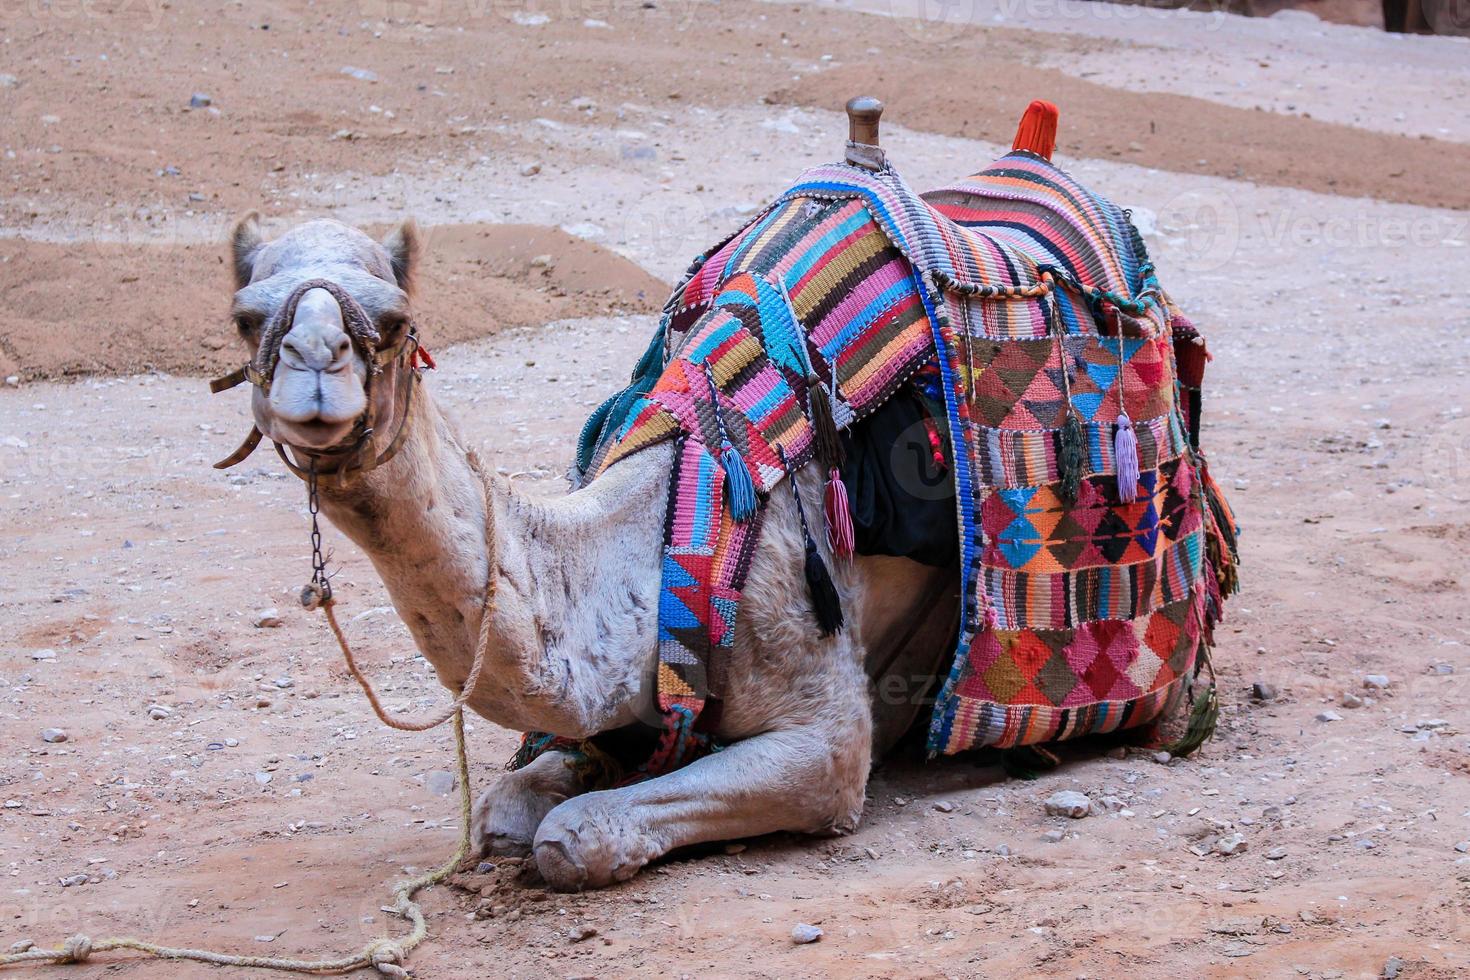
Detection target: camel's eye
<box><xmin>234</xmin><ymin>313</ymin><xmax>262</xmax><ymax>338</ymax></box>
<box><xmin>376</xmin><ymin>313</ymin><xmax>408</xmax><ymax>343</ymax></box>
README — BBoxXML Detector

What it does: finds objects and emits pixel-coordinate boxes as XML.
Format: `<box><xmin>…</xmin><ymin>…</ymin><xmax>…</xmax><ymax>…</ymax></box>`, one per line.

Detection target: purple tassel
<box><xmin>823</xmin><ymin>467</ymin><xmax>855</xmax><ymax>559</ymax></box>
<box><xmin>1115</xmin><ymin>411</ymin><xmax>1140</xmax><ymax>503</ymax></box>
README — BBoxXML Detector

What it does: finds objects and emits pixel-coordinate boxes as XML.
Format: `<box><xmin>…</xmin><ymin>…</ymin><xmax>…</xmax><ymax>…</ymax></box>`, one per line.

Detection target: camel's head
<box><xmin>227</xmin><ymin>214</ymin><xmax>420</xmax><ymax>456</ymax></box>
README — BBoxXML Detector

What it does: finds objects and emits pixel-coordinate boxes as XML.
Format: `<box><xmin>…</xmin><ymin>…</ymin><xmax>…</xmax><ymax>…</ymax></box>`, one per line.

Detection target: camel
<box><xmin>223</xmin><ymin>214</ymin><xmax>958</xmax><ymax>892</ymax></box>
<box><xmin>218</xmin><ymin>98</ymin><xmax>1235</xmax><ymax>893</ymax></box>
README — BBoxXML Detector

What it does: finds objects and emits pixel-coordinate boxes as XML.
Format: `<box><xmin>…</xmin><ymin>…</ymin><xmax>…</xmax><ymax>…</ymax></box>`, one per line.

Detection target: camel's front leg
<box><xmin>472</xmin><ymin>749</ymin><xmax>585</xmax><ymax>857</ymax></box>
<box><xmin>532</xmin><ymin>692</ymin><xmax>872</xmax><ymax>891</ymax></box>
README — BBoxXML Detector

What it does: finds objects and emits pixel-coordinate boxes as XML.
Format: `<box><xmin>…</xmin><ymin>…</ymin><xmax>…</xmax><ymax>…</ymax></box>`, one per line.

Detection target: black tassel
<box><xmin>803</xmin><ymin>535</ymin><xmax>845</xmax><ymax>637</ymax></box>
<box><xmin>808</xmin><ymin>377</ymin><xmax>845</xmax><ymax>469</ymax></box>
<box><xmin>1058</xmin><ymin>412</ymin><xmax>1086</xmax><ymax>503</ymax></box>
<box><xmin>778</xmin><ymin>445</ymin><xmax>844</xmax><ymax>637</ymax></box>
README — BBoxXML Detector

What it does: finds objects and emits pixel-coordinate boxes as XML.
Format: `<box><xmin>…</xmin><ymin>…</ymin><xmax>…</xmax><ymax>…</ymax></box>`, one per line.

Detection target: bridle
<box><xmin>208</xmin><ymin>277</ymin><xmax>435</xmax><ymax>489</ymax></box>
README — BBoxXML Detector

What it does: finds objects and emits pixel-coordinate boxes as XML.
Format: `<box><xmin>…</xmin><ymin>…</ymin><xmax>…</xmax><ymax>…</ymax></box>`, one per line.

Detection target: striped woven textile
<box><xmin>544</xmin><ymin>150</ymin><xmax>1237</xmax><ymax>774</ymax></box>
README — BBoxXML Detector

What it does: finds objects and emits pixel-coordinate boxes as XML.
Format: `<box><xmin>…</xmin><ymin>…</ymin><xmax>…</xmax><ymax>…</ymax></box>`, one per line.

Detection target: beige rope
<box><xmin>0</xmin><ymin>712</ymin><xmax>472</xmax><ymax>977</ymax></box>
<box><xmin>1</xmin><ymin>451</ymin><xmax>501</xmax><ymax>975</ymax></box>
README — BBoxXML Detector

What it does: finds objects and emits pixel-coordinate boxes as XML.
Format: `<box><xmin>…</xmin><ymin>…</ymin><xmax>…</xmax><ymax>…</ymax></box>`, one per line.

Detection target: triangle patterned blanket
<box><xmin>563</xmin><ymin>151</ymin><xmax>1238</xmax><ymax>775</ymax></box>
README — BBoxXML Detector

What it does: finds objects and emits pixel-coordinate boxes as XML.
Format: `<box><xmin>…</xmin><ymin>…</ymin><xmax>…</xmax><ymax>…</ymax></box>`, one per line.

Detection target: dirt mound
<box><xmin>0</xmin><ymin>224</ymin><xmax>665</xmax><ymax>380</ymax></box>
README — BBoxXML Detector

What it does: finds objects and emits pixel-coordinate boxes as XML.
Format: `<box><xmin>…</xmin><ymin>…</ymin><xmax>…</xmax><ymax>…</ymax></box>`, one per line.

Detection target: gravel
<box><xmin>1044</xmin><ymin>791</ymin><xmax>1091</xmax><ymax>819</ymax></box>
<box><xmin>791</xmin><ymin>923</ymin><xmax>823</xmax><ymax>944</ymax></box>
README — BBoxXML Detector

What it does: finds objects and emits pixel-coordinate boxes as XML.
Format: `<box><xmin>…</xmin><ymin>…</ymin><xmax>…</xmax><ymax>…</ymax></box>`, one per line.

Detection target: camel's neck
<box><xmin>314</xmin><ymin>389</ymin><xmax>666</xmax><ymax>737</ymax></box>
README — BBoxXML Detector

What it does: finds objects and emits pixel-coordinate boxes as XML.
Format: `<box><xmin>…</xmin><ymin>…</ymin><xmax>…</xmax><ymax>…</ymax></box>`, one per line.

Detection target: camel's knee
<box><xmin>472</xmin><ymin>751</ymin><xmax>583</xmax><ymax>858</ymax></box>
<box><xmin>790</xmin><ymin>721</ymin><xmax>872</xmax><ymax>835</ymax></box>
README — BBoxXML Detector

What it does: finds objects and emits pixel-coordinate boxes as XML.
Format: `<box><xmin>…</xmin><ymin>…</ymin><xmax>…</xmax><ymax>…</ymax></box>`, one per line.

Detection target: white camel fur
<box><xmin>228</xmin><ymin>214</ymin><xmax>958</xmax><ymax>891</ymax></box>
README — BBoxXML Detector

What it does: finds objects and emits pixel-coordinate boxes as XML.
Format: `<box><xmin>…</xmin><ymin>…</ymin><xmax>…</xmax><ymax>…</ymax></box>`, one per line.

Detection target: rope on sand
<box><xmin>0</xmin><ymin>712</ymin><xmax>472</xmax><ymax>977</ymax></box>
<box><xmin>1</xmin><ymin>449</ymin><xmax>502</xmax><ymax>976</ymax></box>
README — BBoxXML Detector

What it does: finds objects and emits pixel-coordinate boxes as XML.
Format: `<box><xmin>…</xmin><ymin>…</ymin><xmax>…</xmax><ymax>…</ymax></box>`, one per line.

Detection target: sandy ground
<box><xmin>3</xmin><ymin>1</ymin><xmax>1470</xmax><ymax>978</ymax></box>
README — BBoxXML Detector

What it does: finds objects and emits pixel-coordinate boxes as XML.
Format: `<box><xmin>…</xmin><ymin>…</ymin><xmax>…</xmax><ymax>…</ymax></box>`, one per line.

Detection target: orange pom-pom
<box><xmin>1011</xmin><ymin>100</ymin><xmax>1058</xmax><ymax>161</ymax></box>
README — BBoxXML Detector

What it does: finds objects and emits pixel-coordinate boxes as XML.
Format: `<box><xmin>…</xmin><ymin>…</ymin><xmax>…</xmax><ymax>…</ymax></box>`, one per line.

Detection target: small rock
<box><xmin>1041</xmin><ymin>829</ymin><xmax>1065</xmax><ymax>843</ymax></box>
<box><xmin>188</xmin><ymin>92</ymin><xmax>212</xmax><ymax>108</ymax></box>
<box><xmin>519</xmin><ymin>162</ymin><xmax>542</xmax><ymax>177</ymax></box>
<box><xmin>148</xmin><ymin>705</ymin><xmax>173</xmax><ymax>721</ymax></box>
<box><xmin>994</xmin><ymin>843</ymin><xmax>1011</xmax><ymax>856</ymax></box>
<box><xmin>59</xmin><ymin>874</ymin><xmax>88</xmax><ymax>887</ymax></box>
<box><xmin>791</xmin><ymin>923</ymin><xmax>823</xmax><ymax>944</ymax></box>
<box><xmin>1362</xmin><ymin>674</ymin><xmax>1391</xmax><ymax>690</ymax></box>
<box><xmin>31</xmin><ymin>648</ymin><xmax>57</xmax><ymax>661</ymax></box>
<box><xmin>1152</xmin><ymin>751</ymin><xmax>1173</xmax><ymax>765</ymax></box>
<box><xmin>1418</xmin><ymin>718</ymin><xmax>1449</xmax><ymax>730</ymax></box>
<box><xmin>274</xmin><ymin>677</ymin><xmax>294</xmax><ymax>689</ymax></box>
<box><xmin>425</xmin><ymin>770</ymin><xmax>455</xmax><ymax>796</ymax></box>
<box><xmin>1265</xmin><ymin>846</ymin><xmax>1288</xmax><ymax>860</ymax></box>
<box><xmin>1340</xmin><ymin>693</ymin><xmax>1363</xmax><ymax>709</ymax></box>
<box><xmin>1383</xmin><ymin>955</ymin><xmax>1405</xmax><ymax>979</ymax></box>
<box><xmin>723</xmin><ymin>842</ymin><xmax>746</xmax><ymax>855</ymax></box>
<box><xmin>528</xmin><ymin>253</ymin><xmax>555</xmax><ymax>269</ymax></box>
<box><xmin>1044</xmin><ymin>791</ymin><xmax>1091</xmax><ymax>819</ymax></box>
<box><xmin>1216</xmin><ymin>833</ymin><xmax>1248</xmax><ymax>856</ymax></box>
<box><xmin>1428</xmin><ymin>663</ymin><xmax>1454</xmax><ymax>676</ymax></box>
<box><xmin>8</xmin><ymin>941</ymin><xmax>34</xmax><ymax>953</ymax></box>
<box><xmin>1454</xmin><ymin>841</ymin><xmax>1469</xmax><ymax>853</ymax></box>
<box><xmin>254</xmin><ymin>608</ymin><xmax>283</xmax><ymax>628</ymax></box>
<box><xmin>340</xmin><ymin>65</ymin><xmax>378</xmax><ymax>82</ymax></box>
<box><xmin>1250</xmin><ymin>681</ymin><xmax>1277</xmax><ymax>701</ymax></box>
<box><xmin>568</xmin><ymin>924</ymin><xmax>598</xmax><ymax>943</ymax></box>
<box><xmin>40</xmin><ymin>728</ymin><xmax>67</xmax><ymax>743</ymax></box>
<box><xmin>254</xmin><ymin>772</ymin><xmax>272</xmax><ymax>786</ymax></box>
<box><xmin>932</xmin><ymin>800</ymin><xmax>956</xmax><ymax>813</ymax></box>
<box><xmin>1316</xmin><ymin>710</ymin><xmax>1342</xmax><ymax>723</ymax></box>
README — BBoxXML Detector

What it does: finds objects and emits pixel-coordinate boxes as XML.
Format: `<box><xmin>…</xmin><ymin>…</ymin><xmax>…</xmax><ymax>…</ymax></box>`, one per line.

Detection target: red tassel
<box><xmin>823</xmin><ymin>467</ymin><xmax>854</xmax><ymax>559</ymax></box>
<box><xmin>414</xmin><ymin>344</ymin><xmax>437</xmax><ymax>370</ymax></box>
<box><xmin>1011</xmin><ymin>100</ymin><xmax>1058</xmax><ymax>160</ymax></box>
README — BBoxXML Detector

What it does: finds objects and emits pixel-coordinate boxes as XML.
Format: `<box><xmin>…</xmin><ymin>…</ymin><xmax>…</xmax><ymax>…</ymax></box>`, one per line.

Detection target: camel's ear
<box><xmin>231</xmin><ymin>211</ymin><xmax>263</xmax><ymax>290</ymax></box>
<box><xmin>381</xmin><ymin>219</ymin><xmax>420</xmax><ymax>296</ymax></box>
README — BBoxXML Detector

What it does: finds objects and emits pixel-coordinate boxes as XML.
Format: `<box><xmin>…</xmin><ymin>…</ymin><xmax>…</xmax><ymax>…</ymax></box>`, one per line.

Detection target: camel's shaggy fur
<box><xmin>229</xmin><ymin>216</ymin><xmax>954</xmax><ymax>890</ymax></box>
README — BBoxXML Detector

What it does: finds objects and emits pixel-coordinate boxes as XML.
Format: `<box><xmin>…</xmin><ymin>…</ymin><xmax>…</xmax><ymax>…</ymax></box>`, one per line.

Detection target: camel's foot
<box><xmin>532</xmin><ymin>792</ymin><xmax>666</xmax><ymax>891</ymax></box>
<box><xmin>471</xmin><ymin>750</ymin><xmax>583</xmax><ymax>858</ymax></box>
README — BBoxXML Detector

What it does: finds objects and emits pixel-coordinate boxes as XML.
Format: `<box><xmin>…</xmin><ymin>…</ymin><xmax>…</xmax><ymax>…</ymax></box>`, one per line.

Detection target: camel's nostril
<box><xmin>333</xmin><ymin>337</ymin><xmax>351</xmax><ymax>361</ymax></box>
<box><xmin>282</xmin><ymin>339</ymin><xmax>303</xmax><ymax>361</ymax></box>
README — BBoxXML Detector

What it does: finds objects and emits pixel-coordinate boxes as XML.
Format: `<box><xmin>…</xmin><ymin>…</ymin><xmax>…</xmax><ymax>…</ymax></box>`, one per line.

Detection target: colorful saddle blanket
<box><xmin>551</xmin><ymin>151</ymin><xmax>1238</xmax><ymax>776</ymax></box>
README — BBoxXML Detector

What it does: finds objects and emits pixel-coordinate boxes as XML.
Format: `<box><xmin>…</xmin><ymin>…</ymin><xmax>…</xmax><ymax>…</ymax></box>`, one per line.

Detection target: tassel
<box><xmin>803</xmin><ymin>535</ymin><xmax>845</xmax><ymax>637</ymax></box>
<box><xmin>703</xmin><ymin>360</ymin><xmax>759</xmax><ymax>523</ymax></box>
<box><xmin>1162</xmin><ymin>676</ymin><xmax>1219</xmax><ymax>758</ymax></box>
<box><xmin>721</xmin><ymin>441</ymin><xmax>758</xmax><ymax>523</ymax></box>
<box><xmin>778</xmin><ymin>444</ymin><xmax>844</xmax><ymax>637</ymax></box>
<box><xmin>1011</xmin><ymin>99</ymin><xmax>1059</xmax><ymax>160</ymax></box>
<box><xmin>808</xmin><ymin>377</ymin><xmax>845</xmax><ymax>469</ymax></box>
<box><xmin>1058</xmin><ymin>412</ymin><xmax>1086</xmax><ymax>503</ymax></box>
<box><xmin>1114</xmin><ymin>411</ymin><xmax>1140</xmax><ymax>503</ymax></box>
<box><xmin>823</xmin><ymin>467</ymin><xmax>855</xmax><ymax>559</ymax></box>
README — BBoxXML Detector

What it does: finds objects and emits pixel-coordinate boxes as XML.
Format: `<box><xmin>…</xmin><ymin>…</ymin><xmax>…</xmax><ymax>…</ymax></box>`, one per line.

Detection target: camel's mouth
<box><xmin>271</xmin><ymin>416</ymin><xmax>361</xmax><ymax>452</ymax></box>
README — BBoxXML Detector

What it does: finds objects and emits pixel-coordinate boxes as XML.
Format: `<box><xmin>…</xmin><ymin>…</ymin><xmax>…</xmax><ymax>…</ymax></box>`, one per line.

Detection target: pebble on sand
<box><xmin>1044</xmin><ymin>791</ymin><xmax>1091</xmax><ymax>819</ymax></box>
<box><xmin>1216</xmin><ymin>833</ymin><xmax>1248</xmax><ymax>856</ymax></box>
<box><xmin>1316</xmin><ymin>710</ymin><xmax>1342</xmax><ymax>722</ymax></box>
<box><xmin>791</xmin><ymin>923</ymin><xmax>823</xmax><ymax>944</ymax></box>
<box><xmin>1363</xmin><ymin>674</ymin><xmax>1391</xmax><ymax>690</ymax></box>
<box><xmin>40</xmin><ymin>728</ymin><xmax>67</xmax><ymax>743</ymax></box>
<box><xmin>254</xmin><ymin>608</ymin><xmax>283</xmax><ymax>628</ymax></box>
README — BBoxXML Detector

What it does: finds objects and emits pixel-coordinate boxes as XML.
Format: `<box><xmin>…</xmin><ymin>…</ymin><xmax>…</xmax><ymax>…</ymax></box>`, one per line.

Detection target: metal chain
<box><xmin>301</xmin><ymin>462</ymin><xmax>334</xmax><ymax>611</ymax></box>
